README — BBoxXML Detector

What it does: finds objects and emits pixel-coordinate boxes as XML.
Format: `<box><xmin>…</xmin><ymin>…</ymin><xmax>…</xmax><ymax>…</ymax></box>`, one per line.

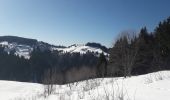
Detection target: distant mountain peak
<box><xmin>85</xmin><ymin>42</ymin><xmax>108</xmax><ymax>52</ymax></box>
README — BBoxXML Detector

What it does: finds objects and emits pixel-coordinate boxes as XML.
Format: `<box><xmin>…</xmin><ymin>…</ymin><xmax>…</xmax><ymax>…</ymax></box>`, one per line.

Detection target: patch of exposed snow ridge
<box><xmin>55</xmin><ymin>44</ymin><xmax>108</xmax><ymax>56</ymax></box>
<box><xmin>0</xmin><ymin>41</ymin><xmax>9</xmax><ymax>46</ymax></box>
<box><xmin>0</xmin><ymin>71</ymin><xmax>170</xmax><ymax>100</ymax></box>
<box><xmin>0</xmin><ymin>41</ymin><xmax>33</xmax><ymax>59</ymax></box>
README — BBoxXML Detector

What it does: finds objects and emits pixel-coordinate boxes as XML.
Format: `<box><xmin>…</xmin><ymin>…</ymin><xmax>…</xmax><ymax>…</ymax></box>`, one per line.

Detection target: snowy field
<box><xmin>0</xmin><ymin>71</ymin><xmax>170</xmax><ymax>100</ymax></box>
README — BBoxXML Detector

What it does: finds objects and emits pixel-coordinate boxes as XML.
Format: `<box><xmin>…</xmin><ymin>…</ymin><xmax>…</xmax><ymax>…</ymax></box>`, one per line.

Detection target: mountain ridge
<box><xmin>0</xmin><ymin>36</ymin><xmax>109</xmax><ymax>59</ymax></box>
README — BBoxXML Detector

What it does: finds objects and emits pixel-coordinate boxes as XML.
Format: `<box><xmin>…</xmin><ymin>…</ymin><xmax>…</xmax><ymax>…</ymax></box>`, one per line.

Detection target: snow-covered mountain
<box><xmin>0</xmin><ymin>36</ymin><xmax>109</xmax><ymax>59</ymax></box>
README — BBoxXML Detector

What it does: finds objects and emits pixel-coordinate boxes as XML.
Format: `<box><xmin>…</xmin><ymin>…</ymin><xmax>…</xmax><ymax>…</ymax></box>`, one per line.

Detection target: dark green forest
<box><xmin>108</xmin><ymin>17</ymin><xmax>170</xmax><ymax>77</ymax></box>
<box><xmin>0</xmin><ymin>47</ymin><xmax>98</xmax><ymax>83</ymax></box>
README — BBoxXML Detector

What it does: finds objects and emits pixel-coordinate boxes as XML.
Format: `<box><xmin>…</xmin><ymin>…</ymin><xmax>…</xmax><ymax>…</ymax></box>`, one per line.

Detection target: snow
<box><xmin>0</xmin><ymin>41</ymin><xmax>33</xmax><ymax>59</ymax></box>
<box><xmin>0</xmin><ymin>81</ymin><xmax>43</xmax><ymax>100</ymax></box>
<box><xmin>0</xmin><ymin>71</ymin><xmax>170</xmax><ymax>100</ymax></box>
<box><xmin>14</xmin><ymin>45</ymin><xmax>33</xmax><ymax>59</ymax></box>
<box><xmin>0</xmin><ymin>41</ymin><xmax>9</xmax><ymax>46</ymax></box>
<box><xmin>54</xmin><ymin>44</ymin><xmax>108</xmax><ymax>56</ymax></box>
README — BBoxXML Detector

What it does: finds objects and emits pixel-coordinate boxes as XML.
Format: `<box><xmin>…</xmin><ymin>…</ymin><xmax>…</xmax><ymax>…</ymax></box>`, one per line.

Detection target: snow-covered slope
<box><xmin>0</xmin><ymin>71</ymin><xmax>170</xmax><ymax>100</ymax></box>
<box><xmin>53</xmin><ymin>44</ymin><xmax>108</xmax><ymax>56</ymax></box>
<box><xmin>0</xmin><ymin>41</ymin><xmax>33</xmax><ymax>59</ymax></box>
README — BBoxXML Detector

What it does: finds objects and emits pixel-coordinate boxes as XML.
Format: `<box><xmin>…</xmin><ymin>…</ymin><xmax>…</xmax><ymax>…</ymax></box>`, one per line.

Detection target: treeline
<box><xmin>108</xmin><ymin>17</ymin><xmax>170</xmax><ymax>77</ymax></box>
<box><xmin>0</xmin><ymin>47</ymin><xmax>30</xmax><ymax>82</ymax></box>
<box><xmin>0</xmin><ymin>47</ymin><xmax>98</xmax><ymax>83</ymax></box>
<box><xmin>0</xmin><ymin>36</ymin><xmax>37</xmax><ymax>46</ymax></box>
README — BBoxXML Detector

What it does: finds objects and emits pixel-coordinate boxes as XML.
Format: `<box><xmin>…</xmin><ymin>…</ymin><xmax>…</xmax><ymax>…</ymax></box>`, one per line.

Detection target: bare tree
<box><xmin>42</xmin><ymin>68</ymin><xmax>65</xmax><ymax>97</ymax></box>
<box><xmin>65</xmin><ymin>66</ymin><xmax>96</xmax><ymax>83</ymax></box>
<box><xmin>96</xmin><ymin>53</ymin><xmax>108</xmax><ymax>77</ymax></box>
<box><xmin>109</xmin><ymin>31</ymin><xmax>138</xmax><ymax>77</ymax></box>
<box><xmin>42</xmin><ymin>69</ymin><xmax>55</xmax><ymax>97</ymax></box>
<box><xmin>122</xmin><ymin>32</ymin><xmax>138</xmax><ymax>77</ymax></box>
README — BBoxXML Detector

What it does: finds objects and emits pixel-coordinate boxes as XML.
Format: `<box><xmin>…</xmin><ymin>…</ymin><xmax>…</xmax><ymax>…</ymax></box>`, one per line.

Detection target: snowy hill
<box><xmin>0</xmin><ymin>36</ymin><xmax>109</xmax><ymax>59</ymax></box>
<box><xmin>0</xmin><ymin>71</ymin><xmax>170</xmax><ymax>100</ymax></box>
<box><xmin>0</xmin><ymin>41</ymin><xmax>33</xmax><ymax>59</ymax></box>
<box><xmin>53</xmin><ymin>44</ymin><xmax>108</xmax><ymax>56</ymax></box>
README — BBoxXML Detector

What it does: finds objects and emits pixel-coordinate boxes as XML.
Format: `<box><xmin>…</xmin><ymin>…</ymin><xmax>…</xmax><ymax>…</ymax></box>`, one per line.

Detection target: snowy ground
<box><xmin>0</xmin><ymin>71</ymin><xmax>170</xmax><ymax>100</ymax></box>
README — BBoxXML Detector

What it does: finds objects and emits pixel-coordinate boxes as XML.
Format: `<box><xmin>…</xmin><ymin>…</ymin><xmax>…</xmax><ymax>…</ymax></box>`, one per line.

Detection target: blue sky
<box><xmin>0</xmin><ymin>0</ymin><xmax>170</xmax><ymax>47</ymax></box>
